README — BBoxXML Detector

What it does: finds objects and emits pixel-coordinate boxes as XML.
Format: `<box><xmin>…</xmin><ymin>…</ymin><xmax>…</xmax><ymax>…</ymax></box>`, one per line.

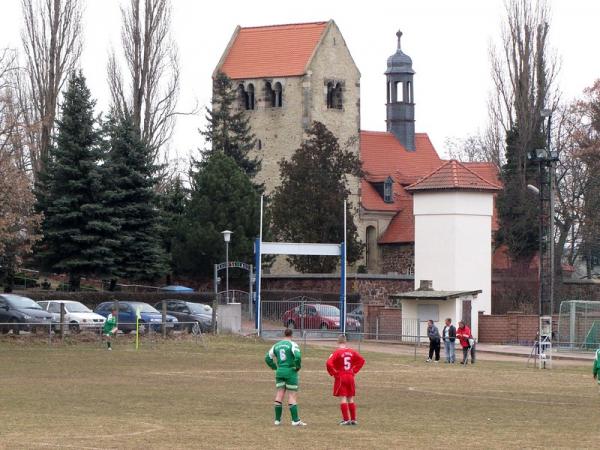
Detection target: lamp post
<box><xmin>222</xmin><ymin>230</ymin><xmax>232</xmax><ymax>303</ymax></box>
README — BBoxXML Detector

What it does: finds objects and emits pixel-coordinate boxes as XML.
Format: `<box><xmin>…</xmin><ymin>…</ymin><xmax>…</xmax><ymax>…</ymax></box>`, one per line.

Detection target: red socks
<box><xmin>348</xmin><ymin>402</ymin><xmax>356</xmax><ymax>421</ymax></box>
<box><xmin>340</xmin><ymin>403</ymin><xmax>350</xmax><ymax>421</ymax></box>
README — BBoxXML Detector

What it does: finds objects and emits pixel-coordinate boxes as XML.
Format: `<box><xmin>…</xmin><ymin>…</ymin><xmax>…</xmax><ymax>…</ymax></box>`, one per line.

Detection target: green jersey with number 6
<box><xmin>265</xmin><ymin>339</ymin><xmax>301</xmax><ymax>371</ymax></box>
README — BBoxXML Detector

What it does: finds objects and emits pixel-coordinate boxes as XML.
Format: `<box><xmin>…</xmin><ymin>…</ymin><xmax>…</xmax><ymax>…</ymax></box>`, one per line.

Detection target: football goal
<box><xmin>557</xmin><ymin>300</ymin><xmax>600</xmax><ymax>351</ymax></box>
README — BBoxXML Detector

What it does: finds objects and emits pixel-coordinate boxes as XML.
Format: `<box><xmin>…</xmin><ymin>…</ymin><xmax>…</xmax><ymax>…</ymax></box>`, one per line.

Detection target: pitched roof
<box><xmin>406</xmin><ymin>159</ymin><xmax>501</xmax><ymax>192</ymax></box>
<box><xmin>360</xmin><ymin>131</ymin><xmax>442</xmax><ymax>213</ymax></box>
<box><xmin>218</xmin><ymin>22</ymin><xmax>328</xmax><ymax>79</ymax></box>
<box><xmin>378</xmin><ymin>200</ymin><xmax>414</xmax><ymax>244</ymax></box>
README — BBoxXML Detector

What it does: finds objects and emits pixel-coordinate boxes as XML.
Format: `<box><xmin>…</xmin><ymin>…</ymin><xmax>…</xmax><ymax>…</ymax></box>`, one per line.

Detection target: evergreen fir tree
<box><xmin>158</xmin><ymin>174</ymin><xmax>188</xmax><ymax>281</ymax></box>
<box><xmin>37</xmin><ymin>72</ymin><xmax>116</xmax><ymax>289</ymax></box>
<box><xmin>496</xmin><ymin>126</ymin><xmax>542</xmax><ymax>260</ymax></box>
<box><xmin>200</xmin><ymin>72</ymin><xmax>261</xmax><ymax>185</ymax></box>
<box><xmin>172</xmin><ymin>152</ymin><xmax>260</xmax><ymax>277</ymax></box>
<box><xmin>104</xmin><ymin>113</ymin><xmax>167</xmax><ymax>281</ymax></box>
<box><xmin>271</xmin><ymin>121</ymin><xmax>363</xmax><ymax>273</ymax></box>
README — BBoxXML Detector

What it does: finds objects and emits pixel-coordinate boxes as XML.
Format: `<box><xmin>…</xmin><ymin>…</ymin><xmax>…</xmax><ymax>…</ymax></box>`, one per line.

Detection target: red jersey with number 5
<box><xmin>326</xmin><ymin>347</ymin><xmax>365</xmax><ymax>397</ymax></box>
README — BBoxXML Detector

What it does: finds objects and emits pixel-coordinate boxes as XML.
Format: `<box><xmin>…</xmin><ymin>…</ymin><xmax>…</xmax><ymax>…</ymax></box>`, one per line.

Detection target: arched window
<box><xmin>366</xmin><ymin>226</ymin><xmax>377</xmax><ymax>271</ymax></box>
<box><xmin>246</xmin><ymin>83</ymin><xmax>255</xmax><ymax>110</ymax></box>
<box><xmin>265</xmin><ymin>82</ymin><xmax>274</xmax><ymax>107</ymax></box>
<box><xmin>240</xmin><ymin>83</ymin><xmax>255</xmax><ymax>110</ymax></box>
<box><xmin>395</xmin><ymin>81</ymin><xmax>404</xmax><ymax>102</ymax></box>
<box><xmin>273</xmin><ymin>82</ymin><xmax>282</xmax><ymax>107</ymax></box>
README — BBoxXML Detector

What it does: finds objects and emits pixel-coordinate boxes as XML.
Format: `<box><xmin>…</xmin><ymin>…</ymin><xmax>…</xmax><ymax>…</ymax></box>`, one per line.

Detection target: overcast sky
<box><xmin>1</xmin><ymin>0</ymin><xmax>600</xmax><ymax>165</ymax></box>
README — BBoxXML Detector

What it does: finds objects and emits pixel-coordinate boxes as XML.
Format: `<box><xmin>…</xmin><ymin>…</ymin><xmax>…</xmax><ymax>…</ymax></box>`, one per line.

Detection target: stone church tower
<box><xmin>214</xmin><ymin>21</ymin><xmax>361</xmax><ymax>200</ymax></box>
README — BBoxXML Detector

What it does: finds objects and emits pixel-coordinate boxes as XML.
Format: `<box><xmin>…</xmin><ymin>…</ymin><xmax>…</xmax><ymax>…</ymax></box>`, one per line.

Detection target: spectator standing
<box><xmin>457</xmin><ymin>321</ymin><xmax>476</xmax><ymax>364</ymax></box>
<box><xmin>442</xmin><ymin>318</ymin><xmax>456</xmax><ymax>363</ymax></box>
<box><xmin>426</xmin><ymin>320</ymin><xmax>440</xmax><ymax>362</ymax></box>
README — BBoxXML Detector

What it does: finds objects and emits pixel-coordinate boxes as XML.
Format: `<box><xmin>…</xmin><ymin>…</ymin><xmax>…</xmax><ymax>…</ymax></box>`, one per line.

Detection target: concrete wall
<box><xmin>217</xmin><ymin>303</ymin><xmax>242</xmax><ymax>334</ymax></box>
<box><xmin>413</xmin><ymin>190</ymin><xmax>494</xmax><ymax>339</ymax></box>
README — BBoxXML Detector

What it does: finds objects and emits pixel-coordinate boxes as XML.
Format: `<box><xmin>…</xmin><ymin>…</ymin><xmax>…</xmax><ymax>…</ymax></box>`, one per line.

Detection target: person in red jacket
<box><xmin>326</xmin><ymin>335</ymin><xmax>365</xmax><ymax>425</ymax></box>
<box><xmin>457</xmin><ymin>321</ymin><xmax>476</xmax><ymax>365</ymax></box>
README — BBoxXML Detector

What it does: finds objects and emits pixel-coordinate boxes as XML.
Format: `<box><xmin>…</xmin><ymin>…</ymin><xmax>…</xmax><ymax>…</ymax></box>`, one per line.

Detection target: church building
<box><xmin>214</xmin><ymin>20</ymin><xmax>499</xmax><ymax>275</ymax></box>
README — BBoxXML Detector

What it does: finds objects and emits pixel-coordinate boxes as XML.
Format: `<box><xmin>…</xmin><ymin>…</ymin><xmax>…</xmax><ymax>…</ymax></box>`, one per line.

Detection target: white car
<box><xmin>37</xmin><ymin>300</ymin><xmax>106</xmax><ymax>333</ymax></box>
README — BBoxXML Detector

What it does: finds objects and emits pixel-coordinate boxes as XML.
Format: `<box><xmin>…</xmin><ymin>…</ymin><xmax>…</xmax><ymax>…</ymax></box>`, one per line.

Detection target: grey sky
<box><xmin>1</xmin><ymin>0</ymin><xmax>599</xmax><ymax>165</ymax></box>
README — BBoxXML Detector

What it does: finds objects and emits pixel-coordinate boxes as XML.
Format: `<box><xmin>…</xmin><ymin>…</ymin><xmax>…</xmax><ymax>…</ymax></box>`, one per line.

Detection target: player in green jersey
<box><xmin>265</xmin><ymin>328</ymin><xmax>306</xmax><ymax>426</ymax></box>
<box><xmin>593</xmin><ymin>347</ymin><xmax>600</xmax><ymax>391</ymax></box>
<box><xmin>102</xmin><ymin>308</ymin><xmax>118</xmax><ymax>350</ymax></box>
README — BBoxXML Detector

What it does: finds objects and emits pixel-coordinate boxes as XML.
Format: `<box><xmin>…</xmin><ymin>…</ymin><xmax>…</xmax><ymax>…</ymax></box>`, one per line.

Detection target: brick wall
<box><xmin>364</xmin><ymin>304</ymin><xmax>403</xmax><ymax>339</ymax></box>
<box><xmin>478</xmin><ymin>311</ymin><xmax>558</xmax><ymax>344</ymax></box>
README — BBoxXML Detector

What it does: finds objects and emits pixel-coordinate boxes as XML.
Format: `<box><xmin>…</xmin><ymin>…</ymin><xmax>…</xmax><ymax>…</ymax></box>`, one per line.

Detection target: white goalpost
<box><xmin>254</xmin><ymin>196</ymin><xmax>347</xmax><ymax>336</ymax></box>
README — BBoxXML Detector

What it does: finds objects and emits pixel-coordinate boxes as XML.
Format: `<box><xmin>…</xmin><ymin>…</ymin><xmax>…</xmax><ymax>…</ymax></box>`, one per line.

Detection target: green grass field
<box><xmin>1</xmin><ymin>335</ymin><xmax>598</xmax><ymax>449</ymax></box>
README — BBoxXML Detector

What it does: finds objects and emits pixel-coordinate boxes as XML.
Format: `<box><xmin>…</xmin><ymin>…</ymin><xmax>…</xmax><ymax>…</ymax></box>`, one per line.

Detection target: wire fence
<box><xmin>0</xmin><ymin>320</ymin><xmax>206</xmax><ymax>347</ymax></box>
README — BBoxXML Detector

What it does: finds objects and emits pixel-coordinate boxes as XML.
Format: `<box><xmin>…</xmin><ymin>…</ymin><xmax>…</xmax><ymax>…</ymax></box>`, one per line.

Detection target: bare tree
<box><xmin>445</xmin><ymin>132</ymin><xmax>503</xmax><ymax>168</ymax></box>
<box><xmin>108</xmin><ymin>0</ymin><xmax>180</xmax><ymax>160</ymax></box>
<box><xmin>488</xmin><ymin>0</ymin><xmax>559</xmax><ymax>178</ymax></box>
<box><xmin>20</xmin><ymin>0</ymin><xmax>83</xmax><ymax>177</ymax></box>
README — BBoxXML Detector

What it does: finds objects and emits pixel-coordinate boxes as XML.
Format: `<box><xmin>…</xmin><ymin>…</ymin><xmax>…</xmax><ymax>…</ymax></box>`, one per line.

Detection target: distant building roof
<box><xmin>406</xmin><ymin>159</ymin><xmax>501</xmax><ymax>192</ymax></box>
<box><xmin>218</xmin><ymin>21</ymin><xmax>328</xmax><ymax>79</ymax></box>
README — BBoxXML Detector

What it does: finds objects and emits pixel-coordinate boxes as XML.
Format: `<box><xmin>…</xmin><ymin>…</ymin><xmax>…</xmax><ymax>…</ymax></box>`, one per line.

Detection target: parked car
<box><xmin>37</xmin><ymin>300</ymin><xmax>105</xmax><ymax>333</ymax></box>
<box><xmin>347</xmin><ymin>304</ymin><xmax>364</xmax><ymax>325</ymax></box>
<box><xmin>282</xmin><ymin>304</ymin><xmax>361</xmax><ymax>331</ymax></box>
<box><xmin>153</xmin><ymin>300</ymin><xmax>214</xmax><ymax>333</ymax></box>
<box><xmin>0</xmin><ymin>294</ymin><xmax>53</xmax><ymax>334</ymax></box>
<box><xmin>94</xmin><ymin>301</ymin><xmax>178</xmax><ymax>334</ymax></box>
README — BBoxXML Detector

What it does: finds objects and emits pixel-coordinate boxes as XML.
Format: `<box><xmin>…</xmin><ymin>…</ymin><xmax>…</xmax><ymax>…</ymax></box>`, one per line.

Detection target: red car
<box><xmin>282</xmin><ymin>304</ymin><xmax>361</xmax><ymax>331</ymax></box>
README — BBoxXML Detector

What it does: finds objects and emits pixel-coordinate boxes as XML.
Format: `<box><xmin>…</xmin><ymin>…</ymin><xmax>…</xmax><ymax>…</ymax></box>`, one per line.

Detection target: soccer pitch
<box><xmin>1</xmin><ymin>336</ymin><xmax>598</xmax><ymax>449</ymax></box>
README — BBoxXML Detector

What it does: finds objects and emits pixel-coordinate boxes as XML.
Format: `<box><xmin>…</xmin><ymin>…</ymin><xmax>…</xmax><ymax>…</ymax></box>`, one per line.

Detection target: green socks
<box><xmin>274</xmin><ymin>401</ymin><xmax>282</xmax><ymax>421</ymax></box>
<box><xmin>289</xmin><ymin>404</ymin><xmax>299</xmax><ymax>422</ymax></box>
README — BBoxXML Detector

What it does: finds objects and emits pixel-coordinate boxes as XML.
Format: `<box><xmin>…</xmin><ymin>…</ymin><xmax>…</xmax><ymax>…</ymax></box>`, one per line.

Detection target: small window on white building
<box><xmin>418</xmin><ymin>304</ymin><xmax>439</xmax><ymax>322</ymax></box>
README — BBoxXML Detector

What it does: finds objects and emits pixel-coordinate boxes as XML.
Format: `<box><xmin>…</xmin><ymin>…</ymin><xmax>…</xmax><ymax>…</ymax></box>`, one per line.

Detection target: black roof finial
<box><xmin>396</xmin><ymin>30</ymin><xmax>403</xmax><ymax>50</ymax></box>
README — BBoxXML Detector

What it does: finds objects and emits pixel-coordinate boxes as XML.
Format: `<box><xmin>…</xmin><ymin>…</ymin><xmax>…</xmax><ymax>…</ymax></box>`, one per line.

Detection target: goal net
<box><xmin>557</xmin><ymin>300</ymin><xmax>600</xmax><ymax>351</ymax></box>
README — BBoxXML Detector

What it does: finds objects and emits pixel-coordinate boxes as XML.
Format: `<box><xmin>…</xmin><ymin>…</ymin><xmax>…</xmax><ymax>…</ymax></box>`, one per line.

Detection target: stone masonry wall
<box><xmin>261</xmin><ymin>274</ymin><xmax>414</xmax><ymax>304</ymax></box>
<box><xmin>381</xmin><ymin>243</ymin><xmax>415</xmax><ymax>275</ymax></box>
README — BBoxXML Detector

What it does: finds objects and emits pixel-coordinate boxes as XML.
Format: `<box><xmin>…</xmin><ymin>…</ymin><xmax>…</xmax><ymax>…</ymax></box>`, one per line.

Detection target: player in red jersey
<box><xmin>326</xmin><ymin>335</ymin><xmax>365</xmax><ymax>425</ymax></box>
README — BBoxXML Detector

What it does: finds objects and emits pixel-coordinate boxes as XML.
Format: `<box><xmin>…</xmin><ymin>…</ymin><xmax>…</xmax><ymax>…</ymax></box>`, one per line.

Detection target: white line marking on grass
<box><xmin>406</xmin><ymin>387</ymin><xmax>578</xmax><ymax>406</ymax></box>
<box><xmin>31</xmin><ymin>443</ymin><xmax>112</xmax><ymax>450</ymax></box>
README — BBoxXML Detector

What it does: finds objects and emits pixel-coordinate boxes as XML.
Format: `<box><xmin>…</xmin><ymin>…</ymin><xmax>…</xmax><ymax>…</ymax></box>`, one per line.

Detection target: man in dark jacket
<box><xmin>426</xmin><ymin>320</ymin><xmax>441</xmax><ymax>362</ymax></box>
<box><xmin>442</xmin><ymin>318</ymin><xmax>456</xmax><ymax>363</ymax></box>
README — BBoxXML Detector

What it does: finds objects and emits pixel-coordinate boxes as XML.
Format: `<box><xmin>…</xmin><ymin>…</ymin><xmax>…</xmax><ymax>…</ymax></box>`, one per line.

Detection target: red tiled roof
<box><xmin>219</xmin><ymin>22</ymin><xmax>328</xmax><ymax>79</ymax></box>
<box><xmin>406</xmin><ymin>159</ymin><xmax>501</xmax><ymax>192</ymax></box>
<box><xmin>378</xmin><ymin>200</ymin><xmax>414</xmax><ymax>244</ymax></box>
<box><xmin>360</xmin><ymin>131</ymin><xmax>442</xmax><ymax>213</ymax></box>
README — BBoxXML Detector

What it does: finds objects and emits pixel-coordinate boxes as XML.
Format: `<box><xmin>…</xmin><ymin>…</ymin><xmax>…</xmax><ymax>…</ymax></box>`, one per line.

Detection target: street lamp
<box><xmin>222</xmin><ymin>230</ymin><xmax>232</xmax><ymax>303</ymax></box>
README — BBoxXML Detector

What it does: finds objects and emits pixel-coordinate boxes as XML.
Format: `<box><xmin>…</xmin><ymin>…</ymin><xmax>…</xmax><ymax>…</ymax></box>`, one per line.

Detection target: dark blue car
<box><xmin>95</xmin><ymin>301</ymin><xmax>178</xmax><ymax>334</ymax></box>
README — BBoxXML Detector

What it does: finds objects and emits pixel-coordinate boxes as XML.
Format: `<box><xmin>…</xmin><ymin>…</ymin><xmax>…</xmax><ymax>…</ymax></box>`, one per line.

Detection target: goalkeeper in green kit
<box><xmin>265</xmin><ymin>328</ymin><xmax>306</xmax><ymax>426</ymax></box>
